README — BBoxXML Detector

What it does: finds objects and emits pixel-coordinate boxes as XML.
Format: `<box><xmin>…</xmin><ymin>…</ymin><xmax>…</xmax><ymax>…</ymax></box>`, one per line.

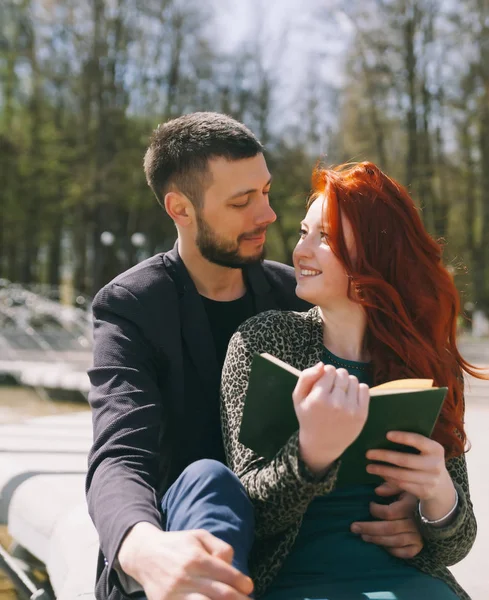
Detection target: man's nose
<box><xmin>255</xmin><ymin>199</ymin><xmax>277</xmax><ymax>226</ymax></box>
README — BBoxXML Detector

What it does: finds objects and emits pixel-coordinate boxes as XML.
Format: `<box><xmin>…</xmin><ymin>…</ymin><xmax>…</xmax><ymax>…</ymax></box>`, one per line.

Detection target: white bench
<box><xmin>0</xmin><ymin>412</ymin><xmax>97</xmax><ymax>600</ymax></box>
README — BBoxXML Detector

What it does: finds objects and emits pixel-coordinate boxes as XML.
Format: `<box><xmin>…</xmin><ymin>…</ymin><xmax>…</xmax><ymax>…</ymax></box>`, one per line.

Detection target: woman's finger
<box><xmin>357</xmin><ymin>383</ymin><xmax>370</xmax><ymax>418</ymax></box>
<box><xmin>316</xmin><ymin>364</ymin><xmax>338</xmax><ymax>395</ymax></box>
<box><xmin>330</xmin><ymin>368</ymin><xmax>350</xmax><ymax>397</ymax></box>
<box><xmin>366</xmin><ymin>448</ymin><xmax>437</xmax><ymax>471</ymax></box>
<box><xmin>346</xmin><ymin>375</ymin><xmax>359</xmax><ymax>411</ymax></box>
<box><xmin>292</xmin><ymin>362</ymin><xmax>325</xmax><ymax>404</ymax></box>
<box><xmin>366</xmin><ymin>463</ymin><xmax>433</xmax><ymax>484</ymax></box>
<box><xmin>374</xmin><ymin>481</ymin><xmax>402</xmax><ymax>497</ymax></box>
<box><xmin>386</xmin><ymin>431</ymin><xmax>444</xmax><ymax>457</ymax></box>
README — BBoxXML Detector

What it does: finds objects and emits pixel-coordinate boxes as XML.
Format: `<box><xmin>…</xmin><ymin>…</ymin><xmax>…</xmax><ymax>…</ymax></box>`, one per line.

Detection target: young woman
<box><xmin>220</xmin><ymin>162</ymin><xmax>483</xmax><ymax>600</ymax></box>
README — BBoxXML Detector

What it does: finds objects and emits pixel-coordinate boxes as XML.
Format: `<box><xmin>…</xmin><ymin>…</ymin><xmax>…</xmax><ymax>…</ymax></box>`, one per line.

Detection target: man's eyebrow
<box><xmin>225</xmin><ymin>176</ymin><xmax>273</xmax><ymax>201</ymax></box>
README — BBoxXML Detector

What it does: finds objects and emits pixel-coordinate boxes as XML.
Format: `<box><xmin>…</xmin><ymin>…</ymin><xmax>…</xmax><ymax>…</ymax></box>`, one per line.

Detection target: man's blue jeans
<box><xmin>161</xmin><ymin>459</ymin><xmax>255</xmax><ymax>577</ymax></box>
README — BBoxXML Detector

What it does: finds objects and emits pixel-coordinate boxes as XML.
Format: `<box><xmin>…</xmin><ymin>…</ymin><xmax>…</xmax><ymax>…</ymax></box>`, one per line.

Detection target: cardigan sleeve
<box><xmin>220</xmin><ymin>313</ymin><xmax>340</xmax><ymax>539</ymax></box>
<box><xmin>409</xmin><ymin>451</ymin><xmax>477</xmax><ymax>567</ymax></box>
<box><xmin>409</xmin><ymin>372</ymin><xmax>477</xmax><ymax>567</ymax></box>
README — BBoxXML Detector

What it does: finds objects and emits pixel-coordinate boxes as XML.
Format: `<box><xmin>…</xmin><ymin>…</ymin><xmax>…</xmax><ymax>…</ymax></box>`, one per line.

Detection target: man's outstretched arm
<box><xmin>87</xmin><ymin>283</ymin><xmax>252</xmax><ymax>599</ymax></box>
<box><xmin>86</xmin><ymin>282</ymin><xmax>165</xmax><ymax>574</ymax></box>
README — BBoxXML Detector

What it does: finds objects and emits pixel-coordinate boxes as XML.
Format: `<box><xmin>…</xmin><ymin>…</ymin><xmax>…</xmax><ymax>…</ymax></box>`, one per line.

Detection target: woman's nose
<box><xmin>293</xmin><ymin>239</ymin><xmax>313</xmax><ymax>260</ymax></box>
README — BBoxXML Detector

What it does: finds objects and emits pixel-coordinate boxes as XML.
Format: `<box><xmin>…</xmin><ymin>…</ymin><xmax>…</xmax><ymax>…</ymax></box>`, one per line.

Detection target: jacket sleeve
<box><xmin>409</xmin><ymin>451</ymin><xmax>477</xmax><ymax>567</ymax></box>
<box><xmin>220</xmin><ymin>315</ymin><xmax>339</xmax><ymax>539</ymax></box>
<box><xmin>85</xmin><ymin>283</ymin><xmax>167</xmax><ymax>585</ymax></box>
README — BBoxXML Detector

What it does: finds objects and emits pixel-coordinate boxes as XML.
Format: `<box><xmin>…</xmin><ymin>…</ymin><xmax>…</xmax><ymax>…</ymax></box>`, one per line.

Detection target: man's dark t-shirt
<box><xmin>201</xmin><ymin>292</ymin><xmax>255</xmax><ymax>368</ymax></box>
<box><xmin>179</xmin><ymin>292</ymin><xmax>255</xmax><ymax>471</ymax></box>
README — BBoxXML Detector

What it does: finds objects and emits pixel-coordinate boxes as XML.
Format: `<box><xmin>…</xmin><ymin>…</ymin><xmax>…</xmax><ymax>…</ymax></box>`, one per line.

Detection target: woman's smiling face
<box><xmin>293</xmin><ymin>195</ymin><xmax>355</xmax><ymax>308</ymax></box>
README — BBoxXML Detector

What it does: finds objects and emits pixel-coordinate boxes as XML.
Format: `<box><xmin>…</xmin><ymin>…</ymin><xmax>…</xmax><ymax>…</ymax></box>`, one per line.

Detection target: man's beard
<box><xmin>195</xmin><ymin>211</ymin><xmax>266</xmax><ymax>269</ymax></box>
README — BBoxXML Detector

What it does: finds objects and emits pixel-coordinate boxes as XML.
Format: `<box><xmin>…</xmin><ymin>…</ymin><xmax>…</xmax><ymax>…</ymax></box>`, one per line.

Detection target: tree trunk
<box><xmin>20</xmin><ymin>0</ymin><xmax>42</xmax><ymax>283</ymax></box>
<box><xmin>404</xmin><ymin>8</ymin><xmax>419</xmax><ymax>191</ymax></box>
<box><xmin>6</xmin><ymin>238</ymin><xmax>20</xmax><ymax>282</ymax></box>
<box><xmin>473</xmin><ymin>2</ymin><xmax>489</xmax><ymax>310</ymax></box>
<box><xmin>47</xmin><ymin>213</ymin><xmax>63</xmax><ymax>288</ymax></box>
<box><xmin>358</xmin><ymin>44</ymin><xmax>388</xmax><ymax>169</ymax></box>
<box><xmin>418</xmin><ymin>75</ymin><xmax>437</xmax><ymax>235</ymax></box>
<box><xmin>73</xmin><ymin>207</ymin><xmax>89</xmax><ymax>297</ymax></box>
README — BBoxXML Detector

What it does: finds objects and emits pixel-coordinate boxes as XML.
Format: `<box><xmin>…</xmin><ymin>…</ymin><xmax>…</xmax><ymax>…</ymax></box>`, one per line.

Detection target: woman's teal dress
<box><xmin>262</xmin><ymin>348</ymin><xmax>459</xmax><ymax>600</ymax></box>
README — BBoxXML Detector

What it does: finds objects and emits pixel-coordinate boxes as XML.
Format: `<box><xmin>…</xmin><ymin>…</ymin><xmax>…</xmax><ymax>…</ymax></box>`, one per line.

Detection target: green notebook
<box><xmin>239</xmin><ymin>353</ymin><xmax>447</xmax><ymax>487</ymax></box>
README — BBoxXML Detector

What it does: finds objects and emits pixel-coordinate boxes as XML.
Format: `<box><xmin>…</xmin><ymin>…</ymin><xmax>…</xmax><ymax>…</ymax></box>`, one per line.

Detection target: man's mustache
<box><xmin>239</xmin><ymin>227</ymin><xmax>268</xmax><ymax>240</ymax></box>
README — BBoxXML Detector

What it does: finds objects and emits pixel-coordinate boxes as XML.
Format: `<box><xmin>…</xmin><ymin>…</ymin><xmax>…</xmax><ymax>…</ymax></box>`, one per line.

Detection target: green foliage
<box><xmin>0</xmin><ymin>0</ymin><xmax>487</xmax><ymax>307</ymax></box>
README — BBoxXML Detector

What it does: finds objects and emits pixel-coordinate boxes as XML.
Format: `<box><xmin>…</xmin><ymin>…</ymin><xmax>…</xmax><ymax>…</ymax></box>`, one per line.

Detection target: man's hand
<box><xmin>118</xmin><ymin>522</ymin><xmax>254</xmax><ymax>600</ymax></box>
<box><xmin>350</xmin><ymin>483</ymin><xmax>424</xmax><ymax>559</ymax></box>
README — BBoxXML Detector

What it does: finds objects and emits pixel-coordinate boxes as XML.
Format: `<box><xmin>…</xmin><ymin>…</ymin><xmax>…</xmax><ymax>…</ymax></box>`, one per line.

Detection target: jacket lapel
<box><xmin>163</xmin><ymin>245</ymin><xmax>220</xmax><ymax>393</ymax></box>
<box><xmin>244</xmin><ymin>262</ymin><xmax>280</xmax><ymax>313</ymax></box>
<box><xmin>163</xmin><ymin>246</ymin><xmax>287</xmax><ymax>395</ymax></box>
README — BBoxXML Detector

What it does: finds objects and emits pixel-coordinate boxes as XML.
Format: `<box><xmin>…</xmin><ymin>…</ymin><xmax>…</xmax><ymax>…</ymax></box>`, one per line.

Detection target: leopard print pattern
<box><xmin>220</xmin><ymin>307</ymin><xmax>476</xmax><ymax>599</ymax></box>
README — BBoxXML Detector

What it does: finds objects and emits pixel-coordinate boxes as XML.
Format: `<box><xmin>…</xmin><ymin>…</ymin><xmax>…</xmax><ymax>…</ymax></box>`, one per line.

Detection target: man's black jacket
<box><xmin>86</xmin><ymin>244</ymin><xmax>310</xmax><ymax>600</ymax></box>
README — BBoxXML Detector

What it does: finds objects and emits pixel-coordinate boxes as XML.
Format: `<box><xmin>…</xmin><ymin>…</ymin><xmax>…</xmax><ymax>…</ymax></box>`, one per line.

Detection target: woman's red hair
<box><xmin>310</xmin><ymin>161</ymin><xmax>487</xmax><ymax>457</ymax></box>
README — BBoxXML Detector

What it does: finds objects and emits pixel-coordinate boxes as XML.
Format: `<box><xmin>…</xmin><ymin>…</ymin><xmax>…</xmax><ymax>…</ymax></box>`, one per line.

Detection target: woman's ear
<box><xmin>349</xmin><ymin>278</ymin><xmax>362</xmax><ymax>301</ymax></box>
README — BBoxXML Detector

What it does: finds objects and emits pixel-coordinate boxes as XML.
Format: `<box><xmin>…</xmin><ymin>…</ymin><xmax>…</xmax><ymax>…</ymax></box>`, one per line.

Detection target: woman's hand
<box><xmin>366</xmin><ymin>431</ymin><xmax>457</xmax><ymax>522</ymax></box>
<box><xmin>294</xmin><ymin>363</ymin><xmax>370</xmax><ymax>475</ymax></box>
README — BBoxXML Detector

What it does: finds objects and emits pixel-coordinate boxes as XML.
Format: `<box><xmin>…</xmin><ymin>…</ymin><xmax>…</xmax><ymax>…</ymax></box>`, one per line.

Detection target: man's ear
<box><xmin>164</xmin><ymin>191</ymin><xmax>195</xmax><ymax>227</ymax></box>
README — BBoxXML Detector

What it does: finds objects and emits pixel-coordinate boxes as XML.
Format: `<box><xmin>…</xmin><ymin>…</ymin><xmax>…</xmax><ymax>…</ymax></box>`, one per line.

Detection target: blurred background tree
<box><xmin>0</xmin><ymin>0</ymin><xmax>487</xmax><ymax>318</ymax></box>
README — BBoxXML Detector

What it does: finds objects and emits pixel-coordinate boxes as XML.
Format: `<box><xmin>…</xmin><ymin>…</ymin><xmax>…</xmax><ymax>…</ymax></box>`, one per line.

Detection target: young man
<box><xmin>86</xmin><ymin>112</ymin><xmax>423</xmax><ymax>600</ymax></box>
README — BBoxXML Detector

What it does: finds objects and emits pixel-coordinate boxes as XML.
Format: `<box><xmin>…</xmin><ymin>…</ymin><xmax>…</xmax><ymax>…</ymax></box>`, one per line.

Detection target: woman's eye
<box><xmin>231</xmin><ymin>201</ymin><xmax>249</xmax><ymax>208</ymax></box>
<box><xmin>299</xmin><ymin>228</ymin><xmax>307</xmax><ymax>237</ymax></box>
<box><xmin>320</xmin><ymin>232</ymin><xmax>329</xmax><ymax>241</ymax></box>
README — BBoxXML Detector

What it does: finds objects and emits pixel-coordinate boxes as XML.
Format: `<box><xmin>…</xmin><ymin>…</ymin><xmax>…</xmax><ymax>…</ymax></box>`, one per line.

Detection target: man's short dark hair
<box><xmin>143</xmin><ymin>112</ymin><xmax>264</xmax><ymax>208</ymax></box>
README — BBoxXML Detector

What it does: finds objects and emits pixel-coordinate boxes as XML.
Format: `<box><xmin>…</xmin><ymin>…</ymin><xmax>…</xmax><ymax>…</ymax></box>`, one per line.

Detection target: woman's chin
<box><xmin>295</xmin><ymin>283</ymin><xmax>317</xmax><ymax>304</ymax></box>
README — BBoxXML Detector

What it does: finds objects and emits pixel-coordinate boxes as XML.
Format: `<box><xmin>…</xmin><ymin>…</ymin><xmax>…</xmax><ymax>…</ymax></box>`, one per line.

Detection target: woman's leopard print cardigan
<box><xmin>220</xmin><ymin>307</ymin><xmax>476</xmax><ymax>599</ymax></box>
